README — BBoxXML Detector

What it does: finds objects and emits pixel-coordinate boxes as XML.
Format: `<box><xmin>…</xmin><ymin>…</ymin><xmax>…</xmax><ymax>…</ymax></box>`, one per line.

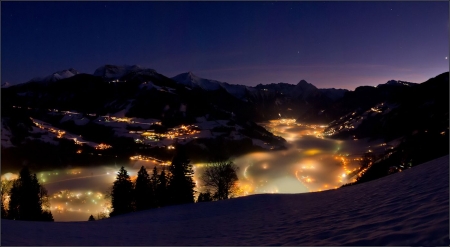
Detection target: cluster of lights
<box><xmin>133</xmin><ymin>125</ymin><xmax>200</xmax><ymax>145</ymax></box>
<box><xmin>161</xmin><ymin>125</ymin><xmax>200</xmax><ymax>140</ymax></box>
<box><xmin>49</xmin><ymin>189</ymin><xmax>110</xmax><ymax>216</ymax></box>
<box><xmin>129</xmin><ymin>155</ymin><xmax>170</xmax><ymax>165</ymax></box>
<box><xmin>95</xmin><ymin>143</ymin><xmax>112</xmax><ymax>150</ymax></box>
<box><xmin>370</xmin><ymin>107</ymin><xmax>383</xmax><ymax>113</ymax></box>
<box><xmin>72</xmin><ymin>138</ymin><xmax>86</xmax><ymax>146</ymax></box>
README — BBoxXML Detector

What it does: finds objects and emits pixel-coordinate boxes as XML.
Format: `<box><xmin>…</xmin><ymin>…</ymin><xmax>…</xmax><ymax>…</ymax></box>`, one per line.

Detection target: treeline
<box><xmin>1</xmin><ymin>146</ymin><xmax>239</xmax><ymax>222</ymax></box>
<box><xmin>106</xmin><ymin>147</ymin><xmax>239</xmax><ymax>219</ymax></box>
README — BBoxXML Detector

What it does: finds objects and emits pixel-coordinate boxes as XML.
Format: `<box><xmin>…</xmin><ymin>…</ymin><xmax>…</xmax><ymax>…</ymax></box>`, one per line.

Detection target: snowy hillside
<box><xmin>378</xmin><ymin>80</ymin><xmax>417</xmax><ymax>87</ymax></box>
<box><xmin>2</xmin><ymin>155</ymin><xmax>448</xmax><ymax>245</ymax></box>
<box><xmin>29</xmin><ymin>68</ymin><xmax>79</xmax><ymax>83</ymax></box>
<box><xmin>1</xmin><ymin>82</ymin><xmax>11</xmax><ymax>88</ymax></box>
<box><xmin>172</xmin><ymin>72</ymin><xmax>248</xmax><ymax>98</ymax></box>
<box><xmin>93</xmin><ymin>65</ymin><xmax>157</xmax><ymax>80</ymax></box>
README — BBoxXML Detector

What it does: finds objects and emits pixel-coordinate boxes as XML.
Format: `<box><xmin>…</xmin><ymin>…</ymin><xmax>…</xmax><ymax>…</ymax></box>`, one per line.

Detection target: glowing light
<box><xmin>304</xmin><ymin>149</ymin><xmax>321</xmax><ymax>156</ymax></box>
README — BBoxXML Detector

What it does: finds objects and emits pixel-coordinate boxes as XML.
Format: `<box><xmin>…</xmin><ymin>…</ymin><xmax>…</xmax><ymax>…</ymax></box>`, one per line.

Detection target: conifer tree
<box><xmin>110</xmin><ymin>166</ymin><xmax>134</xmax><ymax>217</ymax></box>
<box><xmin>8</xmin><ymin>167</ymin><xmax>54</xmax><ymax>221</ymax></box>
<box><xmin>88</xmin><ymin>215</ymin><xmax>95</xmax><ymax>221</ymax></box>
<box><xmin>156</xmin><ymin>169</ymin><xmax>169</xmax><ymax>207</ymax></box>
<box><xmin>168</xmin><ymin>146</ymin><xmax>195</xmax><ymax>205</ymax></box>
<box><xmin>150</xmin><ymin>166</ymin><xmax>159</xmax><ymax>207</ymax></box>
<box><xmin>1</xmin><ymin>202</ymin><xmax>7</xmax><ymax>219</ymax></box>
<box><xmin>134</xmin><ymin>166</ymin><xmax>154</xmax><ymax>211</ymax></box>
<box><xmin>150</xmin><ymin>166</ymin><xmax>159</xmax><ymax>191</ymax></box>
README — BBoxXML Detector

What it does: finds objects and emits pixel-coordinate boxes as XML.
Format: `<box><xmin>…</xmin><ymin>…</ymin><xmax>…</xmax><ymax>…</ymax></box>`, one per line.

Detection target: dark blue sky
<box><xmin>2</xmin><ymin>1</ymin><xmax>448</xmax><ymax>89</ymax></box>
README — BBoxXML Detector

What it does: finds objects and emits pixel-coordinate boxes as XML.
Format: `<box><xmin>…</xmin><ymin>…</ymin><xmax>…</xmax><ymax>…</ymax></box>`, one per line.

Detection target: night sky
<box><xmin>2</xmin><ymin>1</ymin><xmax>448</xmax><ymax>89</ymax></box>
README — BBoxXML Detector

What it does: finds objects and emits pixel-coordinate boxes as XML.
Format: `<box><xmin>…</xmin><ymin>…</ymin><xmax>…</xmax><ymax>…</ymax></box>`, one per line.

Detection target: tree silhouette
<box><xmin>1</xmin><ymin>202</ymin><xmax>6</xmax><ymax>219</ymax></box>
<box><xmin>150</xmin><ymin>166</ymin><xmax>159</xmax><ymax>207</ymax></box>
<box><xmin>134</xmin><ymin>166</ymin><xmax>154</xmax><ymax>211</ymax></box>
<box><xmin>88</xmin><ymin>215</ymin><xmax>95</xmax><ymax>221</ymax></box>
<box><xmin>201</xmin><ymin>161</ymin><xmax>239</xmax><ymax>200</ymax></box>
<box><xmin>1</xmin><ymin>179</ymin><xmax>13</xmax><ymax>219</ymax></box>
<box><xmin>110</xmin><ymin>166</ymin><xmax>134</xmax><ymax>217</ymax></box>
<box><xmin>155</xmin><ymin>168</ymin><xmax>169</xmax><ymax>207</ymax></box>
<box><xmin>7</xmin><ymin>167</ymin><xmax>53</xmax><ymax>221</ymax></box>
<box><xmin>197</xmin><ymin>190</ymin><xmax>213</xmax><ymax>202</ymax></box>
<box><xmin>168</xmin><ymin>147</ymin><xmax>195</xmax><ymax>205</ymax></box>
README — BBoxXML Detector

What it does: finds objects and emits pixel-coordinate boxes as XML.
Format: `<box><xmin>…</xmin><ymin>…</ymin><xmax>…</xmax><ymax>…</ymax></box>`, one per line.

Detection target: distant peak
<box><xmin>187</xmin><ymin>71</ymin><xmax>197</xmax><ymax>77</ymax></box>
<box><xmin>93</xmin><ymin>64</ymin><xmax>156</xmax><ymax>79</ymax></box>
<box><xmin>1</xmin><ymin>82</ymin><xmax>11</xmax><ymax>88</ymax></box>
<box><xmin>379</xmin><ymin>80</ymin><xmax>416</xmax><ymax>87</ymax></box>
<box><xmin>297</xmin><ymin>80</ymin><xmax>317</xmax><ymax>89</ymax></box>
<box><xmin>298</xmin><ymin>79</ymin><xmax>309</xmax><ymax>85</ymax></box>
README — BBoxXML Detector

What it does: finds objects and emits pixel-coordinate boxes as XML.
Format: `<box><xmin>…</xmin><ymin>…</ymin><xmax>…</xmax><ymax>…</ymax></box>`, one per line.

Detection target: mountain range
<box><xmin>2</xmin><ymin>65</ymin><xmax>448</xmax><ymax>143</ymax></box>
<box><xmin>1</xmin><ymin>64</ymin><xmax>448</xmax><ymax>191</ymax></box>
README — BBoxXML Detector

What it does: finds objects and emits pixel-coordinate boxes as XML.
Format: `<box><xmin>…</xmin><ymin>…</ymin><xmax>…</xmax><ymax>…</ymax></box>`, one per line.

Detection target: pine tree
<box><xmin>88</xmin><ymin>215</ymin><xmax>95</xmax><ymax>221</ymax></box>
<box><xmin>110</xmin><ymin>166</ymin><xmax>134</xmax><ymax>217</ymax></box>
<box><xmin>134</xmin><ymin>166</ymin><xmax>154</xmax><ymax>211</ymax></box>
<box><xmin>41</xmin><ymin>210</ymin><xmax>54</xmax><ymax>221</ymax></box>
<box><xmin>8</xmin><ymin>167</ymin><xmax>53</xmax><ymax>221</ymax></box>
<box><xmin>168</xmin><ymin>146</ymin><xmax>195</xmax><ymax>205</ymax></box>
<box><xmin>150</xmin><ymin>166</ymin><xmax>159</xmax><ymax>207</ymax></box>
<box><xmin>1</xmin><ymin>203</ymin><xmax>7</xmax><ymax>218</ymax></box>
<box><xmin>156</xmin><ymin>169</ymin><xmax>169</xmax><ymax>207</ymax></box>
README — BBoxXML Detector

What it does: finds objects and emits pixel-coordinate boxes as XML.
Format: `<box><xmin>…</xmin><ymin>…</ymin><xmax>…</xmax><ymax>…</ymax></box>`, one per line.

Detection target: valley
<box><xmin>1</xmin><ymin>65</ymin><xmax>448</xmax><ymax>222</ymax></box>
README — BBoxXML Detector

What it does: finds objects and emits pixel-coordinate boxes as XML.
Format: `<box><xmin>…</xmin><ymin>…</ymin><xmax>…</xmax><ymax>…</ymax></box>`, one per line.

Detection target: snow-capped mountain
<box><xmin>378</xmin><ymin>80</ymin><xmax>417</xmax><ymax>88</ymax></box>
<box><xmin>1</xmin><ymin>82</ymin><xmax>11</xmax><ymax>88</ymax></box>
<box><xmin>172</xmin><ymin>72</ymin><xmax>248</xmax><ymax>99</ymax></box>
<box><xmin>93</xmin><ymin>65</ymin><xmax>157</xmax><ymax>80</ymax></box>
<box><xmin>6</xmin><ymin>64</ymin><xmax>446</xmax><ymax>128</ymax></box>
<box><xmin>29</xmin><ymin>68</ymin><xmax>80</xmax><ymax>83</ymax></box>
<box><xmin>172</xmin><ymin>71</ymin><xmax>220</xmax><ymax>90</ymax></box>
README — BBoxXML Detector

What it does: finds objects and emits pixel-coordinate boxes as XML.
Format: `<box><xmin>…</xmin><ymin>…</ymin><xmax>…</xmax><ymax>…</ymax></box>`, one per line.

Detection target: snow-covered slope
<box><xmin>172</xmin><ymin>71</ymin><xmax>221</xmax><ymax>90</ymax></box>
<box><xmin>93</xmin><ymin>65</ymin><xmax>157</xmax><ymax>80</ymax></box>
<box><xmin>29</xmin><ymin>68</ymin><xmax>79</xmax><ymax>83</ymax></box>
<box><xmin>378</xmin><ymin>80</ymin><xmax>417</xmax><ymax>87</ymax></box>
<box><xmin>2</xmin><ymin>155</ymin><xmax>448</xmax><ymax>245</ymax></box>
<box><xmin>1</xmin><ymin>120</ymin><xmax>15</xmax><ymax>148</ymax></box>
<box><xmin>1</xmin><ymin>82</ymin><xmax>11</xmax><ymax>88</ymax></box>
<box><xmin>172</xmin><ymin>72</ymin><xmax>248</xmax><ymax>98</ymax></box>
